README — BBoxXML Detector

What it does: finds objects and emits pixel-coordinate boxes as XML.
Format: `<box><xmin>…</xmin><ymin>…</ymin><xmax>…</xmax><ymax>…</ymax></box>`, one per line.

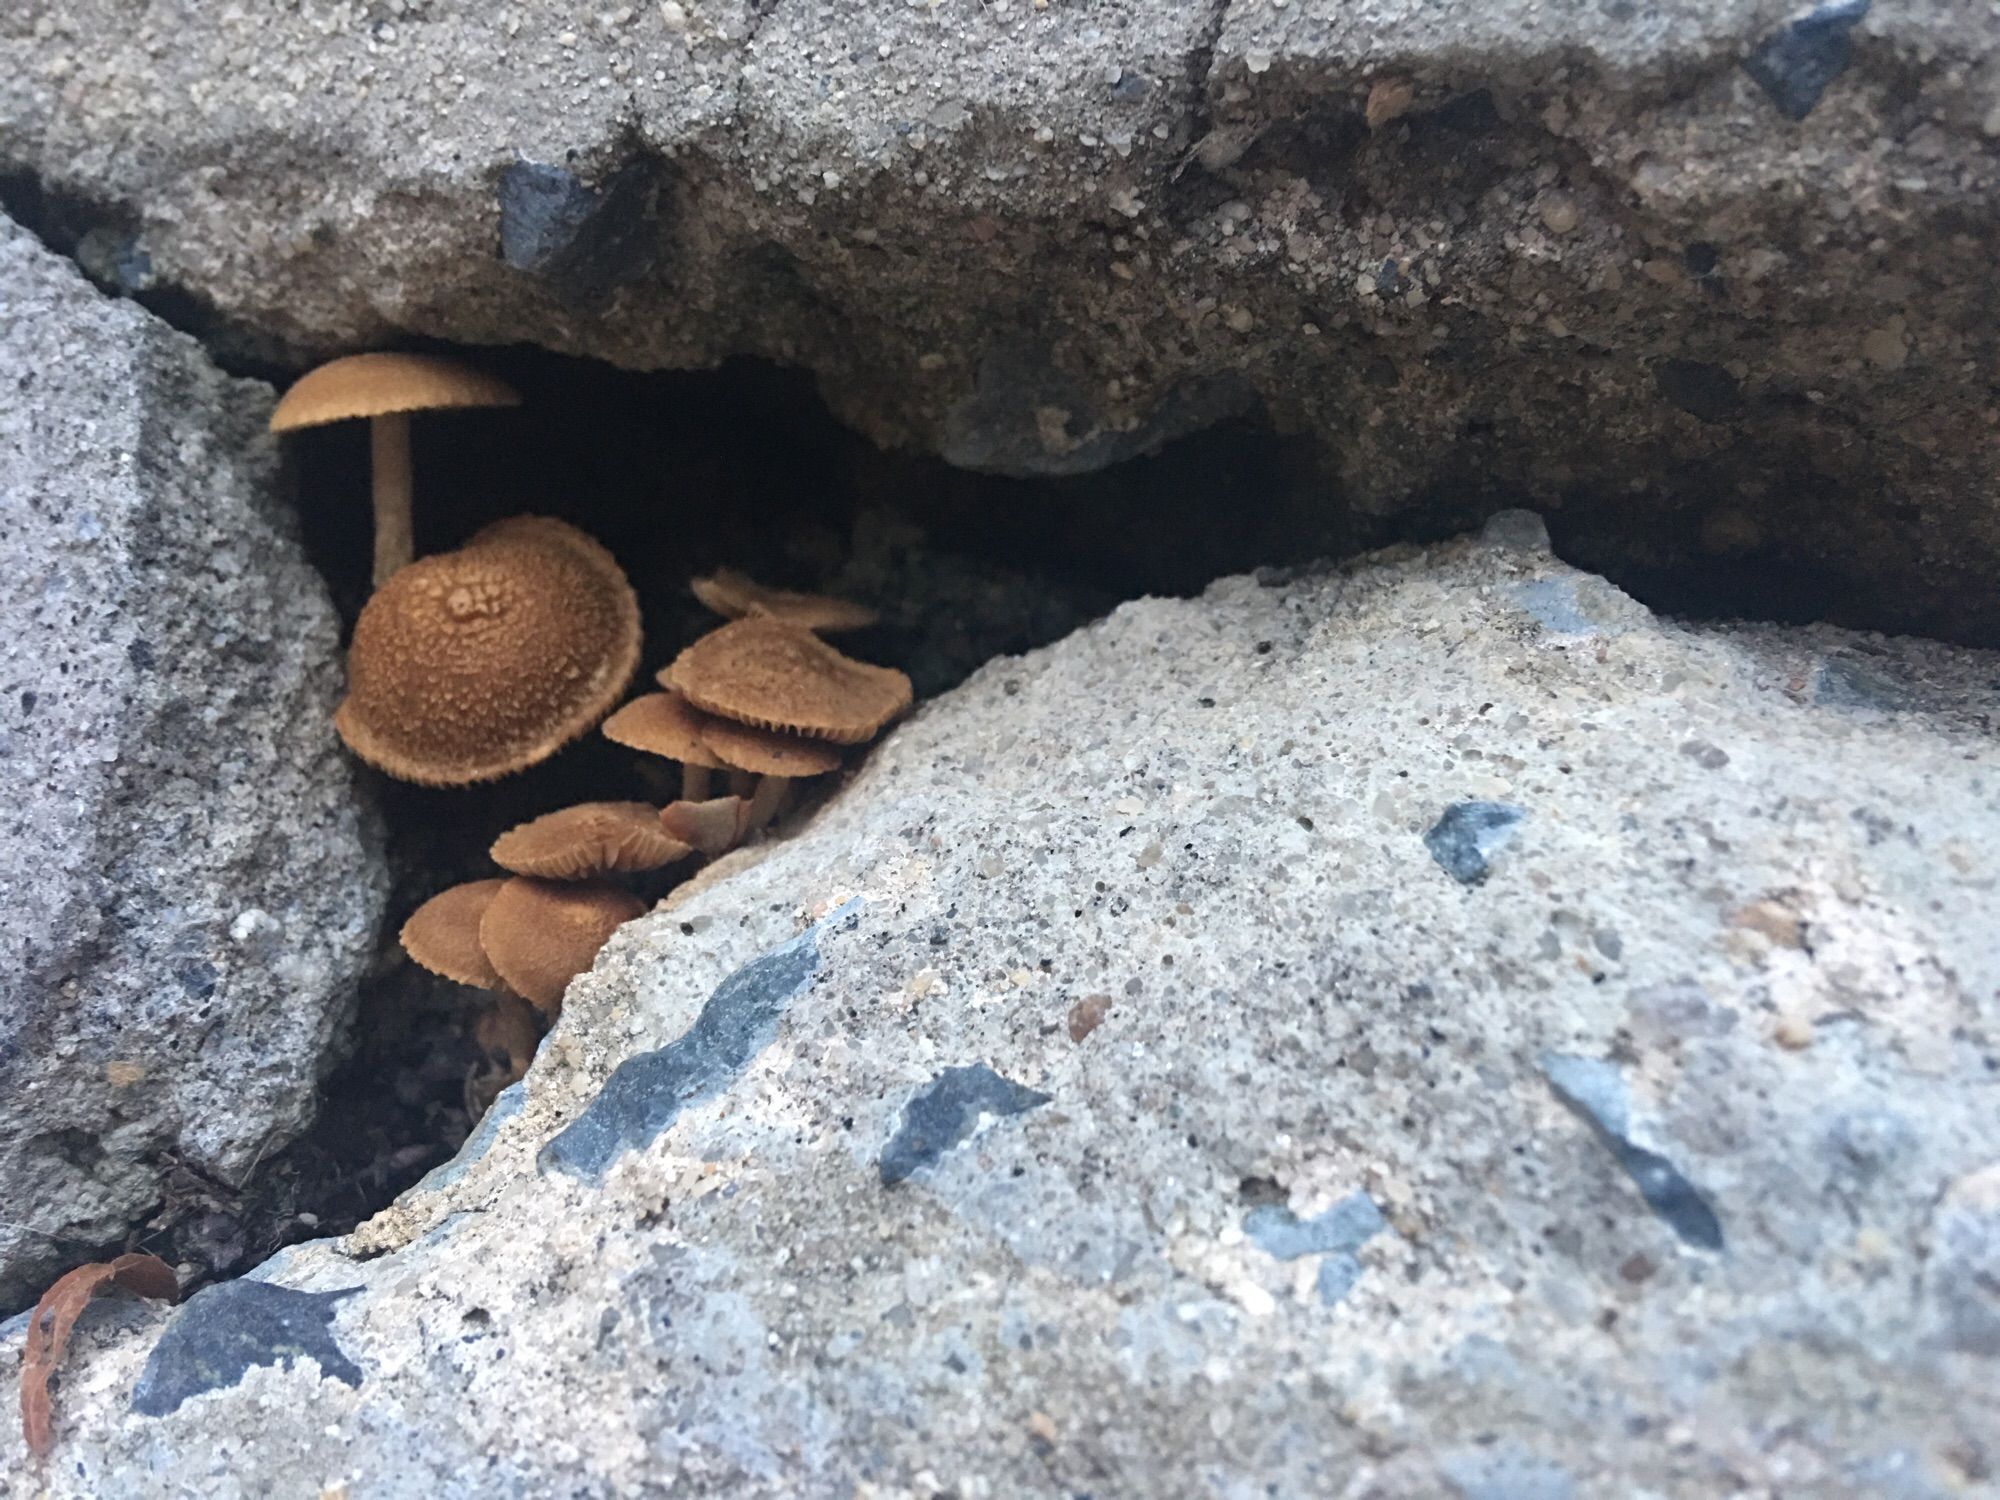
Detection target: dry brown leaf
<box><xmin>20</xmin><ymin>1252</ymin><xmax>178</xmax><ymax>1458</ymax></box>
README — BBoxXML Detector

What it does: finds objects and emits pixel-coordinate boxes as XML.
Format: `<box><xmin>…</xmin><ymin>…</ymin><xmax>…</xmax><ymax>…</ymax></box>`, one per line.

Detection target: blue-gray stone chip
<box><xmin>880</xmin><ymin>1064</ymin><xmax>1051</xmax><ymax>1186</ymax></box>
<box><xmin>1243</xmin><ymin>1190</ymin><xmax>1387</xmax><ymax>1306</ymax></box>
<box><xmin>496</xmin><ymin>158</ymin><xmax>661</xmax><ymax>306</ymax></box>
<box><xmin>1243</xmin><ymin>1192</ymin><xmax>1385</xmax><ymax>1261</ymax></box>
<box><xmin>1541</xmin><ymin>1054</ymin><xmax>1724</xmax><ymax>1251</ymax></box>
<box><xmin>540</xmin><ymin>903</ymin><xmax>857</xmax><ymax>1182</ymax></box>
<box><xmin>1424</xmin><ymin>801</ymin><xmax>1526</xmax><ymax>886</ymax></box>
<box><xmin>131</xmin><ymin>1280</ymin><xmax>362</xmax><ymax>1417</ymax></box>
<box><xmin>1743</xmin><ymin>0</ymin><xmax>1870</xmax><ymax>120</ymax></box>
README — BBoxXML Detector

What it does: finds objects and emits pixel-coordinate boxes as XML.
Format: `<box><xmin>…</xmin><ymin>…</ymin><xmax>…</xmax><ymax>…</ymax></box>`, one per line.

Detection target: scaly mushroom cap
<box><xmin>697</xmin><ymin>715</ymin><xmax>844</xmax><ymax>778</ymax></box>
<box><xmin>269</xmin><ymin>352</ymin><xmax>520</xmax><ymax>432</ymax></box>
<box><xmin>661</xmin><ymin>616</ymin><xmax>911</xmax><ymax>745</ymax></box>
<box><xmin>690</xmin><ymin>568</ymin><xmax>879</xmax><ymax>634</ymax></box>
<box><xmin>490</xmin><ymin>801</ymin><xmax>693</xmax><ymax>880</ymax></box>
<box><xmin>600</xmin><ymin>692</ymin><xmax>727</xmax><ymax>768</ymax></box>
<box><xmin>478</xmin><ymin>877</ymin><xmax>646</xmax><ymax>1012</ymax></box>
<box><xmin>659</xmin><ymin>796</ymin><xmax>752</xmax><ymax>856</ymax></box>
<box><xmin>335</xmin><ymin>517</ymin><xmax>642</xmax><ymax>785</ymax></box>
<box><xmin>400</xmin><ymin>879</ymin><xmax>510</xmax><ymax>989</ymax></box>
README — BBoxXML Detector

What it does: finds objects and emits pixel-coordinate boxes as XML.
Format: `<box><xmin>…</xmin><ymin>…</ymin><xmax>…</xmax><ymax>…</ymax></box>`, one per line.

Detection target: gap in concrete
<box><xmin>93</xmin><ymin>340</ymin><xmax>1960</xmax><ymax>1293</ymax></box>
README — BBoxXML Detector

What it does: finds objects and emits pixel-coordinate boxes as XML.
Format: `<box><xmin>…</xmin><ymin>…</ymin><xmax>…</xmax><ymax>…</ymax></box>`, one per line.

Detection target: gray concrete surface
<box><xmin>0</xmin><ymin>214</ymin><xmax>388</xmax><ymax>1315</ymax></box>
<box><xmin>6</xmin><ymin>526</ymin><xmax>1993</xmax><ymax>1495</ymax></box>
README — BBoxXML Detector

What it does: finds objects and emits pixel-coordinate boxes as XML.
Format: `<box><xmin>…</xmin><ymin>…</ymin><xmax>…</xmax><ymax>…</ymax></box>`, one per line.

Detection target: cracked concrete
<box><xmin>1</xmin><ymin>0</ymin><xmax>1996</xmax><ymax>639</ymax></box>
<box><xmin>4</xmin><ymin>530</ymin><xmax>1997</xmax><ymax>1495</ymax></box>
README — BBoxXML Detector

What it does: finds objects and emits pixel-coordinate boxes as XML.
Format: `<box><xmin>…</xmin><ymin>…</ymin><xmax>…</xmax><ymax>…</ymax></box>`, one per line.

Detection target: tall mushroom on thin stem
<box><xmin>269</xmin><ymin>353</ymin><xmax>520</xmax><ymax>587</ymax></box>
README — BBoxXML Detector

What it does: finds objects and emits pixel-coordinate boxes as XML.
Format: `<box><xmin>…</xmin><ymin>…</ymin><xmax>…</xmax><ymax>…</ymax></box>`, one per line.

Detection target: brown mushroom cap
<box><xmin>697</xmin><ymin>715</ymin><xmax>844</xmax><ymax>778</ymax></box>
<box><xmin>490</xmin><ymin>802</ymin><xmax>693</xmax><ymax>880</ymax></box>
<box><xmin>600</xmin><ymin>692</ymin><xmax>727</xmax><ymax>768</ymax></box>
<box><xmin>269</xmin><ymin>352</ymin><xmax>520</xmax><ymax>432</ymax></box>
<box><xmin>400</xmin><ymin>879</ymin><xmax>510</xmax><ymax>989</ymax></box>
<box><xmin>335</xmin><ymin>517</ymin><xmax>641</xmax><ymax>785</ymax></box>
<box><xmin>690</xmin><ymin>568</ymin><xmax>879</xmax><ymax>634</ymax></box>
<box><xmin>661</xmin><ymin>616</ymin><xmax>912</xmax><ymax>745</ymax></box>
<box><xmin>478</xmin><ymin>877</ymin><xmax>646</xmax><ymax>1012</ymax></box>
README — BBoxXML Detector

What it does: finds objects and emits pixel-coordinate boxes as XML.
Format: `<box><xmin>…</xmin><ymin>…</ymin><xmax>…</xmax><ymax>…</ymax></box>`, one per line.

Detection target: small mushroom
<box><xmin>478</xmin><ymin>877</ymin><xmax>646</xmax><ymax>1013</ymax></box>
<box><xmin>662</xmin><ymin>616</ymin><xmax>912</xmax><ymax>745</ymax></box>
<box><xmin>601</xmin><ymin>691</ymin><xmax>728</xmax><ymax>801</ymax></box>
<box><xmin>696</xmin><ymin>716</ymin><xmax>843</xmax><ymax>834</ymax></box>
<box><xmin>335</xmin><ymin>516</ymin><xmax>641</xmax><ymax>785</ymax></box>
<box><xmin>400</xmin><ymin>878</ymin><xmax>543</xmax><ymax>1090</ymax></box>
<box><xmin>400</xmin><ymin>878</ymin><xmax>510</xmax><ymax>989</ymax></box>
<box><xmin>690</xmin><ymin>568</ymin><xmax>879</xmax><ymax>633</ymax></box>
<box><xmin>490</xmin><ymin>801</ymin><xmax>693</xmax><ymax>880</ymax></box>
<box><xmin>658</xmin><ymin>796</ymin><xmax>752</xmax><ymax>857</ymax></box>
<box><xmin>269</xmin><ymin>353</ymin><xmax>520</xmax><ymax>587</ymax></box>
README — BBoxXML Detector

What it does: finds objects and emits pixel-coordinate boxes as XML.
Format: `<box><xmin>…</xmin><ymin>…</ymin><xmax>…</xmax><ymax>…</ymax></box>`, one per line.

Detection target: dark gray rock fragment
<box><xmin>880</xmin><ymin>1065</ymin><xmax>1051</xmax><ymax>1186</ymax></box>
<box><xmin>1811</xmin><ymin>655</ymin><xmax>1913</xmax><ymax>711</ymax></box>
<box><xmin>1743</xmin><ymin>0</ymin><xmax>1870</xmax><ymax>120</ymax></box>
<box><xmin>131</xmin><ymin>1281</ymin><xmax>362</xmax><ymax>1416</ymax></box>
<box><xmin>1478</xmin><ymin>508</ymin><xmax>1551</xmax><ymax>553</ymax></box>
<box><xmin>1540</xmin><ymin>1054</ymin><xmax>1723</xmax><ymax>1251</ymax></box>
<box><xmin>1424</xmin><ymin>801</ymin><xmax>1526</xmax><ymax>886</ymax></box>
<box><xmin>540</xmin><ymin>903</ymin><xmax>857</xmax><ymax>1182</ymax></box>
<box><xmin>497</xmin><ymin>158</ymin><xmax>661</xmax><ymax>307</ymax></box>
<box><xmin>1243</xmin><ymin>1192</ymin><xmax>1384</xmax><ymax>1261</ymax></box>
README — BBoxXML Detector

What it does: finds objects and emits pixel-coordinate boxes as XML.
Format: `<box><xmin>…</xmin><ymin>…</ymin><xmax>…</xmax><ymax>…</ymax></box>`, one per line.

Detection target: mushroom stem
<box><xmin>742</xmin><ymin>775</ymin><xmax>791</xmax><ymax>834</ymax></box>
<box><xmin>682</xmin><ymin>763</ymin><xmax>713</xmax><ymax>802</ymax></box>
<box><xmin>368</xmin><ymin>410</ymin><xmax>416</xmax><ymax>586</ymax></box>
<box><xmin>727</xmin><ymin>768</ymin><xmax>755</xmax><ymax>799</ymax></box>
<box><xmin>487</xmin><ymin>991</ymin><xmax>544</xmax><ymax>1079</ymax></box>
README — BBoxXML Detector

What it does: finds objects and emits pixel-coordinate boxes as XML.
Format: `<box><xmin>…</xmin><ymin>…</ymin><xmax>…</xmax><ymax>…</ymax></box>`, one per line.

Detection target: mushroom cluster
<box><xmin>272</xmin><ymin>352</ymin><xmax>913</xmax><ymax>1110</ymax></box>
<box><xmin>605</xmin><ymin>573</ymin><xmax>910</xmax><ymax>845</ymax></box>
<box><xmin>396</xmin><ymin>573</ymin><xmax>907</xmax><ymax>1095</ymax></box>
<box><xmin>401</xmin><ymin>805</ymin><xmax>689</xmax><ymax>1099</ymax></box>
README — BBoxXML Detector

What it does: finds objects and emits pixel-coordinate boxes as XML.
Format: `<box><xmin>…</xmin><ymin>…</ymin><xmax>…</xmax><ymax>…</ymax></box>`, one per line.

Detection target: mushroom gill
<box><xmin>661</xmin><ymin>616</ymin><xmax>911</xmax><ymax>746</ymax></box>
<box><xmin>695</xmin><ymin>715</ymin><xmax>844</xmax><ymax>833</ymax></box>
<box><xmin>658</xmin><ymin>796</ymin><xmax>753</xmax><ymax>857</ymax></box>
<box><xmin>490</xmin><ymin>802</ymin><xmax>693</xmax><ymax>880</ymax></box>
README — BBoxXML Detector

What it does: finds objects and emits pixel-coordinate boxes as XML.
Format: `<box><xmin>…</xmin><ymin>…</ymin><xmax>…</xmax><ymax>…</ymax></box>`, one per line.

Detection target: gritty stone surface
<box><xmin>1</xmin><ymin>1</ymin><xmax>1996</xmax><ymax>640</ymax></box>
<box><xmin>4</xmin><ymin>530</ymin><xmax>1995</xmax><ymax>1495</ymax></box>
<box><xmin>0</xmin><ymin>215</ymin><xmax>387</xmax><ymax>1315</ymax></box>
